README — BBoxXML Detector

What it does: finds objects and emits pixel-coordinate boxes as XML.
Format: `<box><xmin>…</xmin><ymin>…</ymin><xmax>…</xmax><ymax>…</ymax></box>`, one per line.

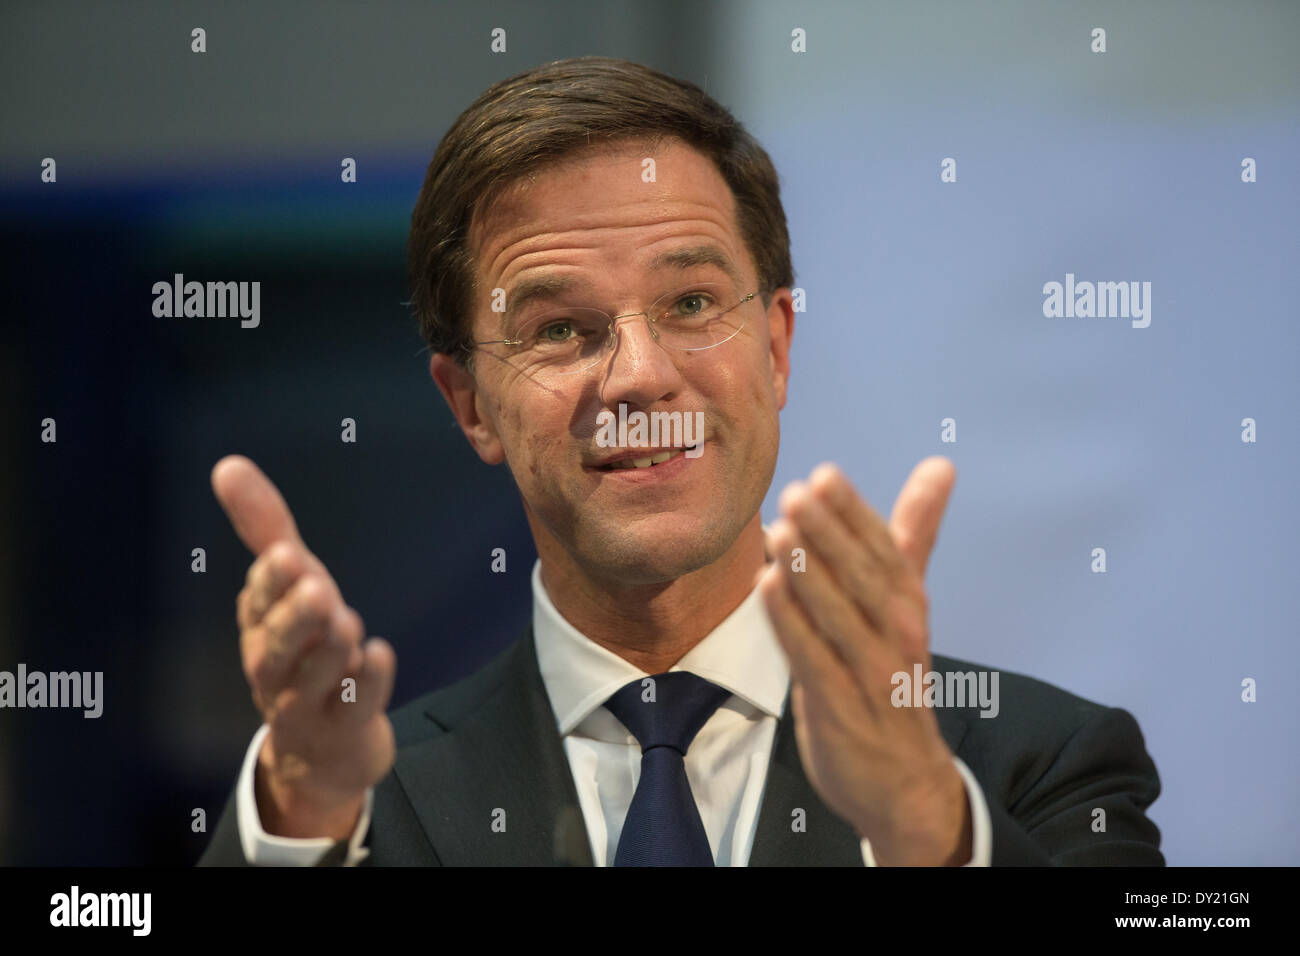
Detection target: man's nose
<box><xmin>597</xmin><ymin>312</ymin><xmax>684</xmax><ymax>408</ymax></box>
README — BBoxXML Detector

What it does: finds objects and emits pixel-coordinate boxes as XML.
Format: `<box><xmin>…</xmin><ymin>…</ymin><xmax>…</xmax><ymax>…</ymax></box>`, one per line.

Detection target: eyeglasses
<box><xmin>467</xmin><ymin>282</ymin><xmax>763</xmax><ymax>377</ymax></box>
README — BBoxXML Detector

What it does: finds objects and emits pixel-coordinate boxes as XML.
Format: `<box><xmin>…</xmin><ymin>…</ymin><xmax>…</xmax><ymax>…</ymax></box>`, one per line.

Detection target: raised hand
<box><xmin>211</xmin><ymin>455</ymin><xmax>397</xmax><ymax>840</ymax></box>
<box><xmin>758</xmin><ymin>458</ymin><xmax>969</xmax><ymax>865</ymax></box>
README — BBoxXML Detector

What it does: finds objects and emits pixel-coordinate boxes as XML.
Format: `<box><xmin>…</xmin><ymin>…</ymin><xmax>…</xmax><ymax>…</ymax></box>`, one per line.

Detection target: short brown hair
<box><xmin>407</xmin><ymin>55</ymin><xmax>794</xmax><ymax>365</ymax></box>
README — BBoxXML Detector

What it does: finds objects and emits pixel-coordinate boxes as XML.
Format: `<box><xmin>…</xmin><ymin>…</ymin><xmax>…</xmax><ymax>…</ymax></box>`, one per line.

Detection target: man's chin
<box><xmin>574</xmin><ymin>512</ymin><xmax>730</xmax><ymax>585</ymax></box>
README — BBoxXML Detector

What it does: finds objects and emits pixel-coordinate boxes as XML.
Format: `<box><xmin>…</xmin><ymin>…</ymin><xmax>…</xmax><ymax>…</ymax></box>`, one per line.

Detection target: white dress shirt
<box><xmin>235</xmin><ymin>560</ymin><xmax>992</xmax><ymax>866</ymax></box>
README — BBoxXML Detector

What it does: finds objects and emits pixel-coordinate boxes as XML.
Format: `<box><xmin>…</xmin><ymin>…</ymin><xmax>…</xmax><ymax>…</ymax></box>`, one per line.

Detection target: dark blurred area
<box><xmin>0</xmin><ymin>0</ymin><xmax>710</xmax><ymax>864</ymax></box>
<box><xmin>3</xmin><ymin>171</ymin><xmax>542</xmax><ymax>865</ymax></box>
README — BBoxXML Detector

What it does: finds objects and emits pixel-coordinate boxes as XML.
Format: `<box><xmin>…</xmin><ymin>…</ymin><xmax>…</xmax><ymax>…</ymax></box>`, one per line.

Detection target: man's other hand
<box><xmin>211</xmin><ymin>454</ymin><xmax>397</xmax><ymax>841</ymax></box>
<box><xmin>759</xmin><ymin>458</ymin><xmax>970</xmax><ymax>866</ymax></box>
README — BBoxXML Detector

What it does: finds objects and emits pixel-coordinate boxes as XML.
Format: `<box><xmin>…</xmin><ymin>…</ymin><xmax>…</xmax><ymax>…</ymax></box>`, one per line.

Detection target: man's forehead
<box><xmin>466</xmin><ymin>137</ymin><xmax>744</xmax><ymax>286</ymax></box>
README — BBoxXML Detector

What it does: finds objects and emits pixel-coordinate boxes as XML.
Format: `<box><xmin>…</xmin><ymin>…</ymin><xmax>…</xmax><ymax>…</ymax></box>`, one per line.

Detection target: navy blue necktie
<box><xmin>603</xmin><ymin>671</ymin><xmax>733</xmax><ymax>866</ymax></box>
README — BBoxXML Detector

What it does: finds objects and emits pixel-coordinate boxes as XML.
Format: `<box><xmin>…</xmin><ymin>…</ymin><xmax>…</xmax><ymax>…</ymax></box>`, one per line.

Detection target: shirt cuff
<box><xmin>859</xmin><ymin>755</ymin><xmax>992</xmax><ymax>866</ymax></box>
<box><xmin>236</xmin><ymin>723</ymin><xmax>373</xmax><ymax>866</ymax></box>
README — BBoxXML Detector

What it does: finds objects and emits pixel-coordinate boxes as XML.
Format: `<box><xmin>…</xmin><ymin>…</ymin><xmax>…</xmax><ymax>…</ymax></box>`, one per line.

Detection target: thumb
<box><xmin>888</xmin><ymin>456</ymin><xmax>957</xmax><ymax>577</ymax></box>
<box><xmin>211</xmin><ymin>454</ymin><xmax>306</xmax><ymax>557</ymax></box>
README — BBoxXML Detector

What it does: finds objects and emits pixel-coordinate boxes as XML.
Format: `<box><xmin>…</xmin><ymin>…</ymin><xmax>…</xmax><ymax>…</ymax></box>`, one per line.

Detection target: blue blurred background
<box><xmin>1</xmin><ymin>0</ymin><xmax>1296</xmax><ymax>865</ymax></box>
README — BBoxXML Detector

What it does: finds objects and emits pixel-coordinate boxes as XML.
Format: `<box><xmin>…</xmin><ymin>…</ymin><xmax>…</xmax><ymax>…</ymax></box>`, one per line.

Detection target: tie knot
<box><xmin>603</xmin><ymin>671</ymin><xmax>732</xmax><ymax>755</ymax></box>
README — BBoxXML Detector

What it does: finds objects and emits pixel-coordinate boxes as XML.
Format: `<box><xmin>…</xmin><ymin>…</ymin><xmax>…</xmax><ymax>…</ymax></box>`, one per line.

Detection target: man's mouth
<box><xmin>593</xmin><ymin>447</ymin><xmax>694</xmax><ymax>470</ymax></box>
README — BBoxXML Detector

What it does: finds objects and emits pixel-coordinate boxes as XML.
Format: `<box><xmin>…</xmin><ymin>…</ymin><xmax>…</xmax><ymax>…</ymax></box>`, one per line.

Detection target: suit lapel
<box><xmin>392</xmin><ymin>631</ymin><xmax>593</xmax><ymax>866</ymax></box>
<box><xmin>392</xmin><ymin>626</ymin><xmax>973</xmax><ymax>867</ymax></box>
<box><xmin>748</xmin><ymin>686</ymin><xmax>970</xmax><ymax>866</ymax></box>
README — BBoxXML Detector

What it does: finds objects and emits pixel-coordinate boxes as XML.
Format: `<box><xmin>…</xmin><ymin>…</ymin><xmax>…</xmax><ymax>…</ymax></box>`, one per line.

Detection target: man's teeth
<box><xmin>611</xmin><ymin>450</ymin><xmax>678</xmax><ymax>469</ymax></box>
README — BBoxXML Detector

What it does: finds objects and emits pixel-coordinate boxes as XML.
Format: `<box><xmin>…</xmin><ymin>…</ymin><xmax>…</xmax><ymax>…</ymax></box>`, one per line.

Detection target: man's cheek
<box><xmin>519</xmin><ymin>433</ymin><xmax>571</xmax><ymax>499</ymax></box>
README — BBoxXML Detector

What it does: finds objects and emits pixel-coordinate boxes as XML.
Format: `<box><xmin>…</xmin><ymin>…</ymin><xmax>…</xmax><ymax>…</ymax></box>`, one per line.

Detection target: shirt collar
<box><xmin>531</xmin><ymin>558</ymin><xmax>790</xmax><ymax>736</ymax></box>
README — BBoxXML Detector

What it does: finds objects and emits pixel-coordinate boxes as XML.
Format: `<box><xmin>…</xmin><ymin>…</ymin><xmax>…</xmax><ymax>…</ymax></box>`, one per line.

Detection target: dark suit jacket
<box><xmin>198</xmin><ymin>628</ymin><xmax>1163</xmax><ymax>865</ymax></box>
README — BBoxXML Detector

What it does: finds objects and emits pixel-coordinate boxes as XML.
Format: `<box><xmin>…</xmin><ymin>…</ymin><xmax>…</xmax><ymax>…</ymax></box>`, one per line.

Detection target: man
<box><xmin>198</xmin><ymin>56</ymin><xmax>1163</xmax><ymax>866</ymax></box>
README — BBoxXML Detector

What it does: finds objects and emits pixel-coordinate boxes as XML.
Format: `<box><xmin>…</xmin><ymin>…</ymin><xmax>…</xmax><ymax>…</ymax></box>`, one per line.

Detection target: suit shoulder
<box><xmin>931</xmin><ymin>653</ymin><xmax>1161</xmax><ymax>860</ymax></box>
<box><xmin>386</xmin><ymin>636</ymin><xmax>525</xmax><ymax>747</ymax></box>
<box><xmin>929</xmin><ymin>652</ymin><xmax>1154</xmax><ymax>787</ymax></box>
<box><xmin>930</xmin><ymin>652</ymin><xmax>1111</xmax><ymax>731</ymax></box>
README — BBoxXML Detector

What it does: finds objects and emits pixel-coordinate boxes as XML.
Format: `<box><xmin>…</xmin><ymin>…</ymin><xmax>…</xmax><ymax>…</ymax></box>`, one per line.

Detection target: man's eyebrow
<box><xmin>647</xmin><ymin>244</ymin><xmax>744</xmax><ymax>287</ymax></box>
<box><xmin>502</xmin><ymin>274</ymin><xmax>583</xmax><ymax>320</ymax></box>
<box><xmin>500</xmin><ymin>244</ymin><xmax>744</xmax><ymax>320</ymax></box>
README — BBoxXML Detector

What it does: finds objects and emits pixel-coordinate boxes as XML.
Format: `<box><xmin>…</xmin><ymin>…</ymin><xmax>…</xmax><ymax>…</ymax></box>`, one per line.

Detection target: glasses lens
<box><xmin>498</xmin><ymin>282</ymin><xmax>754</xmax><ymax>376</ymax></box>
<box><xmin>651</xmin><ymin>282</ymin><xmax>748</xmax><ymax>351</ymax></box>
<box><xmin>508</xmin><ymin>308</ymin><xmax>611</xmax><ymax>375</ymax></box>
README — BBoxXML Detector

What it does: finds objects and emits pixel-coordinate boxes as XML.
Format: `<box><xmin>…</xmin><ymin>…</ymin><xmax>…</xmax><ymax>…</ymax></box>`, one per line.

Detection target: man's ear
<box><xmin>429</xmin><ymin>352</ymin><xmax>506</xmax><ymax>465</ymax></box>
<box><xmin>765</xmin><ymin>287</ymin><xmax>795</xmax><ymax>411</ymax></box>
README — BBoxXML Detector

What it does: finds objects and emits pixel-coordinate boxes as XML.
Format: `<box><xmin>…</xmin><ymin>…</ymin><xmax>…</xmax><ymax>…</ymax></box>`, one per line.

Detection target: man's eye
<box><xmin>675</xmin><ymin>293</ymin><xmax>714</xmax><ymax>315</ymax></box>
<box><xmin>535</xmin><ymin>320</ymin><xmax>574</xmax><ymax>343</ymax></box>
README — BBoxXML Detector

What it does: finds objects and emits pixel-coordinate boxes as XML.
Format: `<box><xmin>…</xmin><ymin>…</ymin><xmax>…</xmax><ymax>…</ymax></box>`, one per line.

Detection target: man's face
<box><xmin>433</xmin><ymin>136</ymin><xmax>793</xmax><ymax>587</ymax></box>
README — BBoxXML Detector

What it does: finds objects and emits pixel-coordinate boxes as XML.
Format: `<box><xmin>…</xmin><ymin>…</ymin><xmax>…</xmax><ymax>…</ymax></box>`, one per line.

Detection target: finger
<box><xmin>245</xmin><ymin>574</ymin><xmax>337</xmax><ymax>703</ymax></box>
<box><xmin>786</xmin><ymin>680</ymin><xmax>846</xmax><ymax>772</ymax></box>
<box><xmin>768</xmin><ymin>513</ymin><xmax>889</xmax><ymax>685</ymax></box>
<box><xmin>239</xmin><ymin>540</ymin><xmax>324</xmax><ymax>631</ymax></box>
<box><xmin>788</xmin><ymin>680</ymin><xmax>813</xmax><ymax>766</ymax></box>
<box><xmin>294</xmin><ymin>603</ymin><xmax>361</xmax><ymax>708</ymax></box>
<box><xmin>334</xmin><ymin>636</ymin><xmax>397</xmax><ymax>726</ymax></box>
<box><xmin>778</xmin><ymin>481</ymin><xmax>895</xmax><ymax>635</ymax></box>
<box><xmin>758</xmin><ymin>562</ymin><xmax>859</xmax><ymax>705</ymax></box>
<box><xmin>211</xmin><ymin>454</ymin><xmax>305</xmax><ymax>557</ymax></box>
<box><xmin>888</xmin><ymin>457</ymin><xmax>957</xmax><ymax>577</ymax></box>
<box><xmin>806</xmin><ymin>464</ymin><xmax>905</xmax><ymax>578</ymax></box>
